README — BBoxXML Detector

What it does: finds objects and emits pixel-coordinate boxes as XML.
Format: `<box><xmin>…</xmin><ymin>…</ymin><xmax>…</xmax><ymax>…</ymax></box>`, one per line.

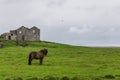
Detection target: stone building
<box><xmin>1</xmin><ymin>26</ymin><xmax>40</xmax><ymax>41</ymax></box>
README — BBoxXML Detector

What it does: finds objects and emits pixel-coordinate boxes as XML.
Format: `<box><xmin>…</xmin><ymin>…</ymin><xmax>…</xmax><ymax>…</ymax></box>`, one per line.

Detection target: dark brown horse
<box><xmin>28</xmin><ymin>49</ymin><xmax>48</xmax><ymax>65</ymax></box>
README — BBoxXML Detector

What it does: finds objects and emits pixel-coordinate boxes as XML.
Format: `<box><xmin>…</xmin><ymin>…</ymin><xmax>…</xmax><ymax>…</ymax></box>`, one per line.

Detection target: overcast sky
<box><xmin>0</xmin><ymin>0</ymin><xmax>120</xmax><ymax>46</ymax></box>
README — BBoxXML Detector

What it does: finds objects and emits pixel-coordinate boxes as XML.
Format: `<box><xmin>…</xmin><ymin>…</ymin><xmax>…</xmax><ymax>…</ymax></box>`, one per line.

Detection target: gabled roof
<box><xmin>31</xmin><ymin>26</ymin><xmax>40</xmax><ymax>30</ymax></box>
<box><xmin>17</xmin><ymin>26</ymin><xmax>29</xmax><ymax>30</ymax></box>
<box><xmin>10</xmin><ymin>26</ymin><xmax>40</xmax><ymax>32</ymax></box>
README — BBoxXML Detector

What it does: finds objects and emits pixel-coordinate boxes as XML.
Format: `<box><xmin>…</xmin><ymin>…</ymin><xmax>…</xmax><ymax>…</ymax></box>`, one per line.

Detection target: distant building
<box><xmin>1</xmin><ymin>26</ymin><xmax>40</xmax><ymax>41</ymax></box>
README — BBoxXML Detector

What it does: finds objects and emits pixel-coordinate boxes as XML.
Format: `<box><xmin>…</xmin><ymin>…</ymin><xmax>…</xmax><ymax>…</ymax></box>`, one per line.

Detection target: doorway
<box><xmin>8</xmin><ymin>36</ymin><xmax>11</xmax><ymax>40</ymax></box>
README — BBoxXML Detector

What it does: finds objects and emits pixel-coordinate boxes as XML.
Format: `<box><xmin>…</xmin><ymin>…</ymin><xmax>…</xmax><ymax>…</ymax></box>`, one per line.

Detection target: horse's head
<box><xmin>40</xmin><ymin>49</ymin><xmax>48</xmax><ymax>56</ymax></box>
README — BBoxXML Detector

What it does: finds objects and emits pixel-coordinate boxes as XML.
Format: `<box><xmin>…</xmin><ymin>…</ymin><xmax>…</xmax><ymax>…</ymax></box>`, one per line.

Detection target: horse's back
<box><xmin>29</xmin><ymin>51</ymin><xmax>43</xmax><ymax>59</ymax></box>
<box><xmin>29</xmin><ymin>51</ymin><xmax>37</xmax><ymax>59</ymax></box>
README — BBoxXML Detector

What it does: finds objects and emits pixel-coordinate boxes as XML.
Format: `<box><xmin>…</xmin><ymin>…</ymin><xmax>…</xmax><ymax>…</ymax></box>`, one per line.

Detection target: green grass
<box><xmin>1</xmin><ymin>40</ymin><xmax>120</xmax><ymax>79</ymax></box>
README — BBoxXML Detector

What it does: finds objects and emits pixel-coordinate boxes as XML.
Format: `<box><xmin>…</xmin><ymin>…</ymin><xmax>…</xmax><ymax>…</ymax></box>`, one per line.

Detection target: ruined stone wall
<box><xmin>15</xmin><ymin>26</ymin><xmax>40</xmax><ymax>41</ymax></box>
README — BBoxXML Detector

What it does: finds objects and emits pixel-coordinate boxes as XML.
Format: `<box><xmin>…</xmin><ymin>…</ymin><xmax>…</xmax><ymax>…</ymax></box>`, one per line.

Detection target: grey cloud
<box><xmin>46</xmin><ymin>0</ymin><xmax>67</xmax><ymax>7</ymax></box>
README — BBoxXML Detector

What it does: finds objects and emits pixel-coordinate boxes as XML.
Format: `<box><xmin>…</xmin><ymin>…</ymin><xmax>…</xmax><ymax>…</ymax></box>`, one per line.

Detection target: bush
<box><xmin>60</xmin><ymin>76</ymin><xmax>70</xmax><ymax>80</ymax></box>
<box><xmin>26</xmin><ymin>77</ymin><xmax>39</xmax><ymax>80</ymax></box>
<box><xmin>5</xmin><ymin>78</ymin><xmax>11</xmax><ymax>80</ymax></box>
<box><xmin>71</xmin><ymin>76</ymin><xmax>80</xmax><ymax>80</ymax></box>
<box><xmin>93</xmin><ymin>77</ymin><xmax>102</xmax><ymax>80</ymax></box>
<box><xmin>0</xmin><ymin>42</ymin><xmax>4</xmax><ymax>48</ymax></box>
<box><xmin>13</xmin><ymin>77</ymin><xmax>23</xmax><ymax>80</ymax></box>
<box><xmin>104</xmin><ymin>74</ymin><xmax>115</xmax><ymax>79</ymax></box>
<box><xmin>43</xmin><ymin>75</ymin><xmax>57</xmax><ymax>80</ymax></box>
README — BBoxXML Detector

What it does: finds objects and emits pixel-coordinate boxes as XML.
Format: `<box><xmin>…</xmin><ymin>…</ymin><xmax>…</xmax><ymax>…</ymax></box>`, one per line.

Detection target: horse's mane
<box><xmin>39</xmin><ymin>49</ymin><xmax>48</xmax><ymax>56</ymax></box>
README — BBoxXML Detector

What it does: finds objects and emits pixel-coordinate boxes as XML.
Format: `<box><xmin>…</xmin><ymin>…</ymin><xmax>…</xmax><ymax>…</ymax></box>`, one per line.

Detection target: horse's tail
<box><xmin>28</xmin><ymin>53</ymin><xmax>32</xmax><ymax>65</ymax></box>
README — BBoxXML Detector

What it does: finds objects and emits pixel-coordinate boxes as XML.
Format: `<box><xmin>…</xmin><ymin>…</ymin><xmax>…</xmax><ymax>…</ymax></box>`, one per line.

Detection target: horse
<box><xmin>28</xmin><ymin>49</ymin><xmax>48</xmax><ymax>65</ymax></box>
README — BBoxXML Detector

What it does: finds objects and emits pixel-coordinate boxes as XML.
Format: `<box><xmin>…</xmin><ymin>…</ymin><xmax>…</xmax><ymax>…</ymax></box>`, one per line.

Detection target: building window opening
<box><xmin>11</xmin><ymin>34</ymin><xmax>13</xmax><ymax>36</ymax></box>
<box><xmin>33</xmin><ymin>30</ymin><xmax>35</xmax><ymax>33</ymax></box>
<box><xmin>19</xmin><ymin>31</ymin><xmax>22</xmax><ymax>34</ymax></box>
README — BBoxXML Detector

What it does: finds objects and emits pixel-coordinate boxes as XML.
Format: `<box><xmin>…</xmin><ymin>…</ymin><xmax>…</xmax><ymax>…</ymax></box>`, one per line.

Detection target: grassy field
<box><xmin>1</xmin><ymin>40</ymin><xmax>120</xmax><ymax>80</ymax></box>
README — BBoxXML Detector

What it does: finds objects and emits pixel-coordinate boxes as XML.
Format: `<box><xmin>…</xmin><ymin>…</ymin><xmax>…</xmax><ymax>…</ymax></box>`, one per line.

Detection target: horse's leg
<box><xmin>40</xmin><ymin>57</ymin><xmax>44</xmax><ymax>65</ymax></box>
<box><xmin>28</xmin><ymin>58</ymin><xmax>32</xmax><ymax>65</ymax></box>
<box><xmin>28</xmin><ymin>59</ymin><xmax>32</xmax><ymax>65</ymax></box>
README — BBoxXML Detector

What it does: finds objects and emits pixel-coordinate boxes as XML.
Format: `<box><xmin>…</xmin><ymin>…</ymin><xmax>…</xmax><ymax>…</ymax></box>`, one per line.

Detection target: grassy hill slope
<box><xmin>0</xmin><ymin>40</ymin><xmax>120</xmax><ymax>80</ymax></box>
